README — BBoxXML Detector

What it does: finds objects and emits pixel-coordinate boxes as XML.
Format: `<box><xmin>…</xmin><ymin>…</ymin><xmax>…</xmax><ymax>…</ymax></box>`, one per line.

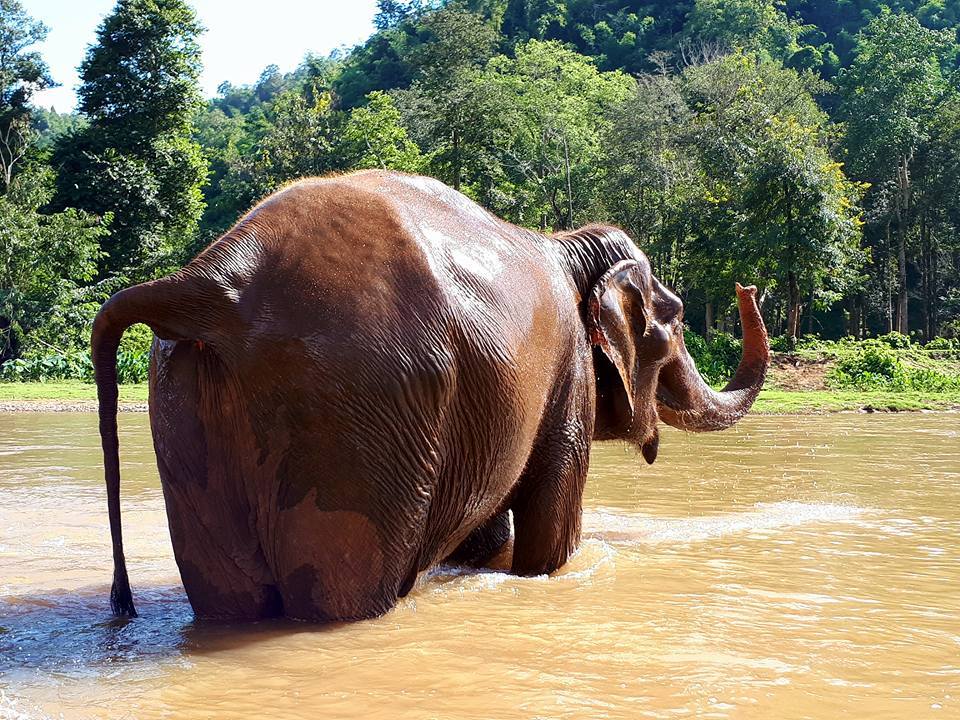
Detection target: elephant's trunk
<box><xmin>656</xmin><ymin>284</ymin><xmax>769</xmax><ymax>432</ymax></box>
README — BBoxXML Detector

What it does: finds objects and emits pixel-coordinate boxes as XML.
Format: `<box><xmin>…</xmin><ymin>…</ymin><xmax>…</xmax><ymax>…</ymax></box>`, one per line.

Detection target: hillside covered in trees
<box><xmin>2</xmin><ymin>0</ymin><xmax>960</xmax><ymax>381</ymax></box>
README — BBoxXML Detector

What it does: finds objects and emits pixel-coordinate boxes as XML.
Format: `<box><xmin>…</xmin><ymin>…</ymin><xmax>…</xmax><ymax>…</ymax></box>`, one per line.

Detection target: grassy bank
<box><xmin>754</xmin><ymin>389</ymin><xmax>960</xmax><ymax>413</ymax></box>
<box><xmin>0</xmin><ymin>382</ymin><xmax>148</xmax><ymax>403</ymax></box>
<box><xmin>1</xmin><ymin>381</ymin><xmax>957</xmax><ymax>413</ymax></box>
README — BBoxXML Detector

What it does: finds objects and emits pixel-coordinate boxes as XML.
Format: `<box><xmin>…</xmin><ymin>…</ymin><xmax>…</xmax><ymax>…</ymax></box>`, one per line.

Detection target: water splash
<box><xmin>0</xmin><ymin>691</ymin><xmax>44</xmax><ymax>720</ymax></box>
<box><xmin>584</xmin><ymin>501</ymin><xmax>871</xmax><ymax>544</ymax></box>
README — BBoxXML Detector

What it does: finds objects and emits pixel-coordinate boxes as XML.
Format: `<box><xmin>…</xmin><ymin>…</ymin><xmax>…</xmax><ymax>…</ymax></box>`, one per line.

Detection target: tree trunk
<box><xmin>562</xmin><ymin>130</ymin><xmax>573</xmax><ymax>229</ymax></box>
<box><xmin>850</xmin><ymin>294</ymin><xmax>863</xmax><ymax>340</ymax></box>
<box><xmin>0</xmin><ymin>316</ymin><xmax>14</xmax><ymax>364</ymax></box>
<box><xmin>896</xmin><ymin>225</ymin><xmax>908</xmax><ymax>335</ymax></box>
<box><xmin>885</xmin><ymin>222</ymin><xmax>894</xmax><ymax>334</ymax></box>
<box><xmin>930</xmin><ymin>234</ymin><xmax>938</xmax><ymax>337</ymax></box>
<box><xmin>921</xmin><ymin>213</ymin><xmax>930</xmax><ymax>341</ymax></box>
<box><xmin>805</xmin><ymin>285</ymin><xmax>815</xmax><ymax>336</ymax></box>
<box><xmin>787</xmin><ymin>270</ymin><xmax>800</xmax><ymax>341</ymax></box>
<box><xmin>705</xmin><ymin>301</ymin><xmax>714</xmax><ymax>338</ymax></box>
<box><xmin>894</xmin><ymin>152</ymin><xmax>911</xmax><ymax>335</ymax></box>
<box><xmin>452</xmin><ymin>127</ymin><xmax>461</xmax><ymax>191</ymax></box>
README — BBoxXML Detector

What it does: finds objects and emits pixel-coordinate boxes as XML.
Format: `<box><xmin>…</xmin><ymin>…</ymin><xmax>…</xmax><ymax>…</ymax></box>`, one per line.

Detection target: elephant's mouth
<box><xmin>640</xmin><ymin>429</ymin><xmax>659</xmax><ymax>464</ymax></box>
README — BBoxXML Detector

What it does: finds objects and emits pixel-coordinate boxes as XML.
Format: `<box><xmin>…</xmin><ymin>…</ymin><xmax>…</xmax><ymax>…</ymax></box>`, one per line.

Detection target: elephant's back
<box><xmin>210</xmin><ymin>171</ymin><xmax>556</xmax><ymax>351</ymax></box>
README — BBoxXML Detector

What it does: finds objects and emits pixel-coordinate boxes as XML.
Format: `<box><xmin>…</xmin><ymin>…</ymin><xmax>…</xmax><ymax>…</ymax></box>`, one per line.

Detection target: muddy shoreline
<box><xmin>1</xmin><ymin>400</ymin><xmax>955</xmax><ymax>414</ymax></box>
<box><xmin>0</xmin><ymin>401</ymin><xmax>148</xmax><ymax>412</ymax></box>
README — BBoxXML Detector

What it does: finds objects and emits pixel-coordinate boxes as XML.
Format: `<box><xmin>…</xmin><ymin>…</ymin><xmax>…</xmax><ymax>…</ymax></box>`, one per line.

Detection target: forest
<box><xmin>2</xmin><ymin>0</ymin><xmax>960</xmax><ymax>383</ymax></box>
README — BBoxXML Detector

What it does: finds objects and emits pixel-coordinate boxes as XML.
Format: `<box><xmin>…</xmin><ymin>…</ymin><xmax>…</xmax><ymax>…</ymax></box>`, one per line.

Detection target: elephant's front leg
<box><xmin>510</xmin><ymin>419</ymin><xmax>591</xmax><ymax>577</ymax></box>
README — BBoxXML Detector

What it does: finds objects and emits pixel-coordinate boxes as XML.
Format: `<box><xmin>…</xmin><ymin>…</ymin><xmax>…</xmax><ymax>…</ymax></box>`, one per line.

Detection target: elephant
<box><xmin>92</xmin><ymin>170</ymin><xmax>768</xmax><ymax>622</ymax></box>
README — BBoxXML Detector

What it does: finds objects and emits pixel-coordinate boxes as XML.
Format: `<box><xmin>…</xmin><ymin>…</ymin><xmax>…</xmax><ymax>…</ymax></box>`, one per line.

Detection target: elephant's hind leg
<box><xmin>152</xmin><ymin>341</ymin><xmax>283</xmax><ymax>621</ymax></box>
<box><xmin>272</xmin><ymin>493</ymin><xmax>404</xmax><ymax>622</ymax></box>
<box><xmin>163</xmin><ymin>476</ymin><xmax>285</xmax><ymax>620</ymax></box>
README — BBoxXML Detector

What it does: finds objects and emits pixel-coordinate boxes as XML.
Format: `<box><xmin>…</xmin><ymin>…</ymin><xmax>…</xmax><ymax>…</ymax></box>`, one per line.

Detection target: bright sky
<box><xmin>25</xmin><ymin>0</ymin><xmax>379</xmax><ymax>112</ymax></box>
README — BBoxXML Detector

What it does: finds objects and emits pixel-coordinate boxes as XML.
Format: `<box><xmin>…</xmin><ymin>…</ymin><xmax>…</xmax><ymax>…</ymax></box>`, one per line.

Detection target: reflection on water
<box><xmin>1</xmin><ymin>412</ymin><xmax>958</xmax><ymax>719</ymax></box>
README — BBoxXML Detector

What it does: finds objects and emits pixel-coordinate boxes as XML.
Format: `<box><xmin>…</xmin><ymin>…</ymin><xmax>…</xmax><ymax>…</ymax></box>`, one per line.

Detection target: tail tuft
<box><xmin>110</xmin><ymin>565</ymin><xmax>138</xmax><ymax>617</ymax></box>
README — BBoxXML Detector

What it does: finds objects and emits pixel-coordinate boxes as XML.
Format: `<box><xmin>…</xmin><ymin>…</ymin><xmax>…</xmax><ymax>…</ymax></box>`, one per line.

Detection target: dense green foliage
<box><xmin>827</xmin><ymin>337</ymin><xmax>960</xmax><ymax>390</ymax></box>
<box><xmin>51</xmin><ymin>0</ymin><xmax>208</xmax><ymax>277</ymax></box>
<box><xmin>3</xmin><ymin>0</ymin><xmax>960</xmax><ymax>385</ymax></box>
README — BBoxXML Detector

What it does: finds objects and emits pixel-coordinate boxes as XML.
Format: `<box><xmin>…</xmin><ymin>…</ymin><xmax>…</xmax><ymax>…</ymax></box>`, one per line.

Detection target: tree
<box><xmin>375</xmin><ymin>0</ymin><xmax>417</xmax><ymax>30</ymax></box>
<box><xmin>602</xmin><ymin>73</ymin><xmax>700</xmax><ymax>289</ymax></box>
<box><xmin>0</xmin><ymin>0</ymin><xmax>52</xmax><ymax>191</ymax></box>
<box><xmin>53</xmin><ymin>0</ymin><xmax>207</xmax><ymax>276</ymax></box>
<box><xmin>684</xmin><ymin>54</ymin><xmax>864</xmax><ymax>339</ymax></box>
<box><xmin>685</xmin><ymin>0</ymin><xmax>802</xmax><ymax>61</ymax></box>
<box><xmin>341</xmin><ymin>91</ymin><xmax>424</xmax><ymax>172</ymax></box>
<box><xmin>602</xmin><ymin>52</ymin><xmax>864</xmax><ymax>339</ymax></box>
<box><xmin>908</xmin><ymin>84</ymin><xmax>960</xmax><ymax>338</ymax></box>
<box><xmin>742</xmin><ymin>116</ymin><xmax>865</xmax><ymax>339</ymax></box>
<box><xmin>220</xmin><ymin>89</ymin><xmax>344</xmax><ymax>208</ymax></box>
<box><xmin>482</xmin><ymin>39</ymin><xmax>632</xmax><ymax>228</ymax></box>
<box><xmin>0</xmin><ymin>162</ymin><xmax>109</xmax><ymax>362</ymax></box>
<box><xmin>396</xmin><ymin>5</ymin><xmax>499</xmax><ymax>192</ymax></box>
<box><xmin>334</xmin><ymin>27</ymin><xmax>416</xmax><ymax>110</ymax></box>
<box><xmin>839</xmin><ymin>11</ymin><xmax>958</xmax><ymax>334</ymax></box>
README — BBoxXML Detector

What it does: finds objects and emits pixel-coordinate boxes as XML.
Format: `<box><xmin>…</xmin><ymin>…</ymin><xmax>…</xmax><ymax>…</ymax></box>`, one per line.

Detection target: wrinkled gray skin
<box><xmin>93</xmin><ymin>171</ymin><xmax>769</xmax><ymax>622</ymax></box>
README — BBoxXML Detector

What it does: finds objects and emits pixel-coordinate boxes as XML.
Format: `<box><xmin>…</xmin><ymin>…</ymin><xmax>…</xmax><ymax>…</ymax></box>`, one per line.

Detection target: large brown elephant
<box><xmin>93</xmin><ymin>170</ymin><xmax>768</xmax><ymax>622</ymax></box>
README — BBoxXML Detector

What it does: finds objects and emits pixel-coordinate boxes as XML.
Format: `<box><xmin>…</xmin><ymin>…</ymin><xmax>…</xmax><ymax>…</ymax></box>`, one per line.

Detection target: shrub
<box><xmin>684</xmin><ymin>329</ymin><xmax>741</xmax><ymax>386</ymax></box>
<box><xmin>768</xmin><ymin>335</ymin><xmax>793</xmax><ymax>352</ymax></box>
<box><xmin>878</xmin><ymin>331</ymin><xmax>911</xmax><ymax>349</ymax></box>
<box><xmin>926</xmin><ymin>337</ymin><xmax>958</xmax><ymax>351</ymax></box>
<box><xmin>0</xmin><ymin>345</ymin><xmax>150</xmax><ymax>383</ymax></box>
<box><xmin>0</xmin><ymin>351</ymin><xmax>93</xmax><ymax>382</ymax></box>
<box><xmin>829</xmin><ymin>344</ymin><xmax>905</xmax><ymax>389</ymax></box>
<box><xmin>828</xmin><ymin>341</ymin><xmax>960</xmax><ymax>391</ymax></box>
<box><xmin>906</xmin><ymin>368</ymin><xmax>960</xmax><ymax>392</ymax></box>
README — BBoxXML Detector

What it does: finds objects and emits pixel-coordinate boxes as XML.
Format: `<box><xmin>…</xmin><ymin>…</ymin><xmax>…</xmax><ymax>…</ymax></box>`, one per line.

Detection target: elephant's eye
<box><xmin>654</xmin><ymin>291</ymin><xmax>683</xmax><ymax>323</ymax></box>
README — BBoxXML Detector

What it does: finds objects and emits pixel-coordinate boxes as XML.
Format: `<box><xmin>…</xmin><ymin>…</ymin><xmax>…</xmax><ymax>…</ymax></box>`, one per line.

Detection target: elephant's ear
<box><xmin>587</xmin><ymin>260</ymin><xmax>645</xmax><ymax>422</ymax></box>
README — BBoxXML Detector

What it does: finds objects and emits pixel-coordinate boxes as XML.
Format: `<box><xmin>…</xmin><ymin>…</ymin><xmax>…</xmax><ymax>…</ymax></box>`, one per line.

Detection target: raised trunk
<box><xmin>657</xmin><ymin>284</ymin><xmax>769</xmax><ymax>432</ymax></box>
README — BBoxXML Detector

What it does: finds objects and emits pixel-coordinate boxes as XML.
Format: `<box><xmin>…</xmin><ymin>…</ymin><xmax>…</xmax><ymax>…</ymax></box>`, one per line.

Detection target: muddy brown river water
<box><xmin>0</xmin><ymin>412</ymin><xmax>958</xmax><ymax>719</ymax></box>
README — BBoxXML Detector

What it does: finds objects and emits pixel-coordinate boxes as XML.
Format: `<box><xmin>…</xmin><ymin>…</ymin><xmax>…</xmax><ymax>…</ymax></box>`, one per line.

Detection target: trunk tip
<box><xmin>735</xmin><ymin>282</ymin><xmax>757</xmax><ymax>299</ymax></box>
<box><xmin>641</xmin><ymin>431</ymin><xmax>659</xmax><ymax>465</ymax></box>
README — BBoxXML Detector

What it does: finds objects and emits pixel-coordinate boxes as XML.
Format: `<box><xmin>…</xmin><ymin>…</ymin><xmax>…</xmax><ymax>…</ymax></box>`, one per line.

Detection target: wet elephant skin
<box><xmin>91</xmin><ymin>171</ymin><xmax>769</xmax><ymax>621</ymax></box>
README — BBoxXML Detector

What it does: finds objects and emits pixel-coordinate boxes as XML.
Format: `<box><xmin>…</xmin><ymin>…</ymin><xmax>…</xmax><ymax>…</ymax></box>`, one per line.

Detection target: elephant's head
<box><xmin>586</xmin><ymin>254</ymin><xmax>769</xmax><ymax>463</ymax></box>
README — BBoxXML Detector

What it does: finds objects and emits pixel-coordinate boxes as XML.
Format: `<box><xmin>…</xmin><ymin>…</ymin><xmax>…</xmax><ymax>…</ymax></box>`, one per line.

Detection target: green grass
<box><xmin>0</xmin><ymin>381</ymin><xmax>148</xmax><ymax>403</ymax></box>
<box><xmin>753</xmin><ymin>389</ymin><xmax>960</xmax><ymax>413</ymax></box>
<box><xmin>1</xmin><ymin>382</ymin><xmax>958</xmax><ymax>413</ymax></box>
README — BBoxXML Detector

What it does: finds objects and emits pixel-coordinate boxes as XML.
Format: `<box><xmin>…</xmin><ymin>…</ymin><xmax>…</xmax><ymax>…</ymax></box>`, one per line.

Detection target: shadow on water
<box><xmin>0</xmin><ymin>585</ymin><xmax>354</xmax><ymax>678</ymax></box>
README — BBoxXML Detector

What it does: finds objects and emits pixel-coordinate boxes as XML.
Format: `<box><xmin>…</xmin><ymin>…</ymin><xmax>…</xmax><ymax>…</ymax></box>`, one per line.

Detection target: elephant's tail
<box><xmin>91</xmin><ymin>271</ymin><xmax>237</xmax><ymax>617</ymax></box>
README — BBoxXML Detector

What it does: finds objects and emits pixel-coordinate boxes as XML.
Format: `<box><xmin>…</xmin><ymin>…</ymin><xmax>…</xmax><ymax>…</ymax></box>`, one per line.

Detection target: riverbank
<box><xmin>1</xmin><ymin>382</ymin><xmax>958</xmax><ymax>414</ymax></box>
<box><xmin>0</xmin><ymin>382</ymin><xmax>148</xmax><ymax>412</ymax></box>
